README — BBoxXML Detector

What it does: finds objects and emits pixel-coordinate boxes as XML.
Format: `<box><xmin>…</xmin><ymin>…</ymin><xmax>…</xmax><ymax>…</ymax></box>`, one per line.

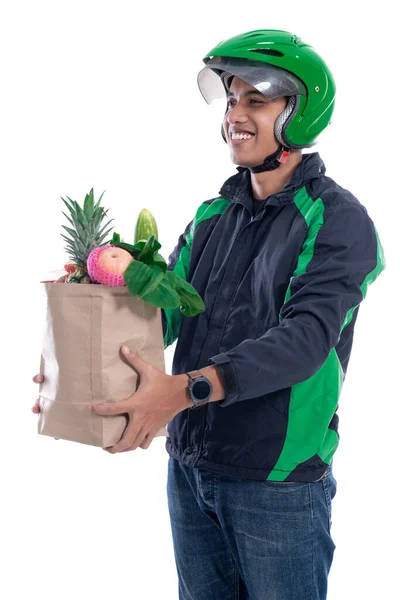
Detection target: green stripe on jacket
<box><xmin>268</xmin><ymin>187</ymin><xmax>385</xmax><ymax>480</ymax></box>
<box><xmin>163</xmin><ymin>198</ymin><xmax>230</xmax><ymax>348</ymax></box>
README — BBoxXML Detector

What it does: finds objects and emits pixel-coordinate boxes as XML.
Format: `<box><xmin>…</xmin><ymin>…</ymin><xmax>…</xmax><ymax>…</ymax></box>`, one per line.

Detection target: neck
<box><xmin>250</xmin><ymin>150</ymin><xmax>303</xmax><ymax>200</ymax></box>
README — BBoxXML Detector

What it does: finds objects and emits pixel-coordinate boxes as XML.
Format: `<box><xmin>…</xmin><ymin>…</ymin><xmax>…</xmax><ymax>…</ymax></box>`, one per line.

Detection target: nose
<box><xmin>226</xmin><ymin>101</ymin><xmax>249</xmax><ymax>126</ymax></box>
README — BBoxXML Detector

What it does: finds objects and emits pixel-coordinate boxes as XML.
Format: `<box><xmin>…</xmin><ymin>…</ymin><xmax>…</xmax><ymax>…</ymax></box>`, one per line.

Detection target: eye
<box><xmin>226</xmin><ymin>96</ymin><xmax>265</xmax><ymax>109</ymax></box>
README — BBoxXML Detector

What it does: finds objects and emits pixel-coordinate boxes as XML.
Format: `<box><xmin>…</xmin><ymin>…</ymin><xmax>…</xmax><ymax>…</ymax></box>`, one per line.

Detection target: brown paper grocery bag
<box><xmin>37</xmin><ymin>282</ymin><xmax>168</xmax><ymax>448</ymax></box>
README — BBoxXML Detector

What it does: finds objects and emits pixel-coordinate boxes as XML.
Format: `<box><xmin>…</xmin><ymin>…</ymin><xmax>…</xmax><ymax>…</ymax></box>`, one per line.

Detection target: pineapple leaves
<box><xmin>61</xmin><ymin>196</ymin><xmax>75</xmax><ymax>215</ymax></box>
<box><xmin>83</xmin><ymin>188</ymin><xmax>95</xmax><ymax>219</ymax></box>
<box><xmin>92</xmin><ymin>208</ymin><xmax>108</xmax><ymax>232</ymax></box>
<box><xmin>74</xmin><ymin>201</ymin><xmax>89</xmax><ymax>229</ymax></box>
<box><xmin>62</xmin><ymin>225</ymin><xmax>80</xmax><ymax>240</ymax></box>
<box><xmin>92</xmin><ymin>192</ymin><xmax>106</xmax><ymax>220</ymax></box>
<box><xmin>97</xmin><ymin>227</ymin><xmax>115</xmax><ymax>245</ymax></box>
<box><xmin>97</xmin><ymin>217</ymin><xmax>115</xmax><ymax>239</ymax></box>
<box><xmin>61</xmin><ymin>211</ymin><xmax>76</xmax><ymax>228</ymax></box>
<box><xmin>61</xmin><ymin>189</ymin><xmax>115</xmax><ymax>268</ymax></box>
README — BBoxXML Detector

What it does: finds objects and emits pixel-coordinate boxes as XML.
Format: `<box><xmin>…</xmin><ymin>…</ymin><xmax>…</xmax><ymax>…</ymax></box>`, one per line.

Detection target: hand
<box><xmin>32</xmin><ymin>373</ymin><xmax>59</xmax><ymax>440</ymax></box>
<box><xmin>91</xmin><ymin>345</ymin><xmax>189</xmax><ymax>454</ymax></box>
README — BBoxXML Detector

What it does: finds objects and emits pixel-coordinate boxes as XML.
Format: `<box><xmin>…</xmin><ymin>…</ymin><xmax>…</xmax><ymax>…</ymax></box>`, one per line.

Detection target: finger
<box><xmin>33</xmin><ymin>374</ymin><xmax>44</xmax><ymax>383</ymax></box>
<box><xmin>108</xmin><ymin>421</ymin><xmax>145</xmax><ymax>454</ymax></box>
<box><xmin>121</xmin><ymin>347</ymin><xmax>147</xmax><ymax>371</ymax></box>
<box><xmin>121</xmin><ymin>432</ymin><xmax>148</xmax><ymax>452</ymax></box>
<box><xmin>127</xmin><ymin>425</ymin><xmax>155</xmax><ymax>452</ymax></box>
<box><xmin>120</xmin><ymin>346</ymin><xmax>160</xmax><ymax>381</ymax></box>
<box><xmin>31</xmin><ymin>398</ymin><xmax>41</xmax><ymax>413</ymax></box>
<box><xmin>139</xmin><ymin>434</ymin><xmax>154</xmax><ymax>450</ymax></box>
<box><xmin>30</xmin><ymin>399</ymin><xmax>57</xmax><ymax>438</ymax></box>
<box><xmin>90</xmin><ymin>398</ymin><xmax>133</xmax><ymax>416</ymax></box>
<box><xmin>108</xmin><ymin>433</ymin><xmax>140</xmax><ymax>453</ymax></box>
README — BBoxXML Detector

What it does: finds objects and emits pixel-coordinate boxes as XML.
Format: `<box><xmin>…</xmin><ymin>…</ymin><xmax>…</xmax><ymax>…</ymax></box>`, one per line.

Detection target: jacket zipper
<box><xmin>197</xmin><ymin>211</ymin><xmax>269</xmax><ymax>458</ymax></box>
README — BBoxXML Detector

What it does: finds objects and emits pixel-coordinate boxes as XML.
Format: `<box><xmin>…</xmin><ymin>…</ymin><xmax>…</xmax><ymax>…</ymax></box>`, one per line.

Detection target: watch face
<box><xmin>192</xmin><ymin>379</ymin><xmax>211</xmax><ymax>401</ymax></box>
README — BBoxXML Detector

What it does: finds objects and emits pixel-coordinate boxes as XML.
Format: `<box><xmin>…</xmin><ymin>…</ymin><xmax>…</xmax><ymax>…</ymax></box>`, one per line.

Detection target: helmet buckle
<box><xmin>279</xmin><ymin>150</ymin><xmax>290</xmax><ymax>164</ymax></box>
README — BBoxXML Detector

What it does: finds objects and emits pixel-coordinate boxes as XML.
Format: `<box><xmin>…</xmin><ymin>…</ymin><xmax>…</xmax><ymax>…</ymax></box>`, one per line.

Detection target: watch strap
<box><xmin>186</xmin><ymin>369</ymin><xmax>204</xmax><ymax>381</ymax></box>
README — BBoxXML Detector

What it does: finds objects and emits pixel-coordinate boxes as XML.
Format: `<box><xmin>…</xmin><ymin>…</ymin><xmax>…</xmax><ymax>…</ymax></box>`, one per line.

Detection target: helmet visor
<box><xmin>198</xmin><ymin>56</ymin><xmax>306</xmax><ymax>104</ymax></box>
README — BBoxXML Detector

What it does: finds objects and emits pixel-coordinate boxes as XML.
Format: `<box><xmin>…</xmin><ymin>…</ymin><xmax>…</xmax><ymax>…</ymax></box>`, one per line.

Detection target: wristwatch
<box><xmin>186</xmin><ymin>369</ymin><xmax>213</xmax><ymax>408</ymax></box>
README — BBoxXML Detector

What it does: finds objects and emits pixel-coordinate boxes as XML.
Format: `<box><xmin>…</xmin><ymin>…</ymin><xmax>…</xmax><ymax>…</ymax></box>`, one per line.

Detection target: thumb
<box><xmin>121</xmin><ymin>345</ymin><xmax>146</xmax><ymax>370</ymax></box>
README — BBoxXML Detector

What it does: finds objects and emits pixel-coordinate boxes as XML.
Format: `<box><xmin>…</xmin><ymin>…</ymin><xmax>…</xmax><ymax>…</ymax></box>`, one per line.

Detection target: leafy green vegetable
<box><xmin>107</xmin><ymin>232</ymin><xmax>205</xmax><ymax>317</ymax></box>
<box><xmin>141</xmin><ymin>276</ymin><xmax>182</xmax><ymax>309</ymax></box>
<box><xmin>109</xmin><ymin>232</ymin><xmax>146</xmax><ymax>256</ymax></box>
<box><xmin>171</xmin><ymin>272</ymin><xmax>206</xmax><ymax>317</ymax></box>
<box><xmin>124</xmin><ymin>261</ymin><xmax>165</xmax><ymax>298</ymax></box>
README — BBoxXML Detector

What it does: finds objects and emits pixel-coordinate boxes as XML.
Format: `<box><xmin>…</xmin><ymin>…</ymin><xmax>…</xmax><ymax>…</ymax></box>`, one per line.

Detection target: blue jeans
<box><xmin>167</xmin><ymin>457</ymin><xmax>336</xmax><ymax>600</ymax></box>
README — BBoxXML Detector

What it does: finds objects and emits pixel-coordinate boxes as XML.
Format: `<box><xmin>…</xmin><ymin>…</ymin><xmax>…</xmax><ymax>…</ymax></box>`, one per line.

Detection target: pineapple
<box><xmin>60</xmin><ymin>188</ymin><xmax>114</xmax><ymax>283</ymax></box>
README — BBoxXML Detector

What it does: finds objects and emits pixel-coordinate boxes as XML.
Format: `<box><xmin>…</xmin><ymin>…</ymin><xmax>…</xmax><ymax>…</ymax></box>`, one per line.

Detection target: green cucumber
<box><xmin>134</xmin><ymin>208</ymin><xmax>159</xmax><ymax>244</ymax></box>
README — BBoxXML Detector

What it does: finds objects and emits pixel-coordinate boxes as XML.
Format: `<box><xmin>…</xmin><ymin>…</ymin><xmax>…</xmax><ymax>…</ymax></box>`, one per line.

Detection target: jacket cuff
<box><xmin>208</xmin><ymin>353</ymin><xmax>239</xmax><ymax>407</ymax></box>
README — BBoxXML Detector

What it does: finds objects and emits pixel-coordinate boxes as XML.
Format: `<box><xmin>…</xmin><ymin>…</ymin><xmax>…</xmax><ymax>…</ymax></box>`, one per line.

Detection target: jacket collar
<box><xmin>219</xmin><ymin>152</ymin><xmax>326</xmax><ymax>212</ymax></box>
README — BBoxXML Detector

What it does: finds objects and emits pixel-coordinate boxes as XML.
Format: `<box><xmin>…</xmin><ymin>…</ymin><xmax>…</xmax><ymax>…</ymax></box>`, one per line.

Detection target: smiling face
<box><xmin>222</xmin><ymin>76</ymin><xmax>288</xmax><ymax>169</ymax></box>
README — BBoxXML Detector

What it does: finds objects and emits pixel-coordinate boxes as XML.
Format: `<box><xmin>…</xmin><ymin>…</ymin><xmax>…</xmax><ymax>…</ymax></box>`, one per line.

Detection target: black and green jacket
<box><xmin>162</xmin><ymin>152</ymin><xmax>385</xmax><ymax>482</ymax></box>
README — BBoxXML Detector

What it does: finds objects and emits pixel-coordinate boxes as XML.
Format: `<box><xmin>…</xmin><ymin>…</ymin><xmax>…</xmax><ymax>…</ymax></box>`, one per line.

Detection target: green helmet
<box><xmin>197</xmin><ymin>30</ymin><xmax>336</xmax><ymax>149</ymax></box>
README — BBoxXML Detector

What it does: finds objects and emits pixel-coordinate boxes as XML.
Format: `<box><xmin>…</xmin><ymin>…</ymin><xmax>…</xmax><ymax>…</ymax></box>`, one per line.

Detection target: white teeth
<box><xmin>231</xmin><ymin>132</ymin><xmax>254</xmax><ymax>140</ymax></box>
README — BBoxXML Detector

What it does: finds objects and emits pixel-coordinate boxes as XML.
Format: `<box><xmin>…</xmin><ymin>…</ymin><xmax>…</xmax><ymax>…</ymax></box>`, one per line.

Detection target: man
<box><xmin>33</xmin><ymin>30</ymin><xmax>385</xmax><ymax>599</ymax></box>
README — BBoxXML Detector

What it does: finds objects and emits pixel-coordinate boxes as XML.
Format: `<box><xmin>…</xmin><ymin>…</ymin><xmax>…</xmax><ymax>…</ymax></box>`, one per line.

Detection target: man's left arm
<box><xmin>207</xmin><ymin>201</ymin><xmax>386</xmax><ymax>407</ymax></box>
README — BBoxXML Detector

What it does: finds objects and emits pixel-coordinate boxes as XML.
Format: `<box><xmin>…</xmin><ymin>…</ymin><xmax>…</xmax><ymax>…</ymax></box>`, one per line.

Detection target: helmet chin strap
<box><xmin>247</xmin><ymin>145</ymin><xmax>290</xmax><ymax>173</ymax></box>
<box><xmin>223</xmin><ymin>95</ymin><xmax>295</xmax><ymax>173</ymax></box>
<box><xmin>221</xmin><ymin>125</ymin><xmax>291</xmax><ymax>173</ymax></box>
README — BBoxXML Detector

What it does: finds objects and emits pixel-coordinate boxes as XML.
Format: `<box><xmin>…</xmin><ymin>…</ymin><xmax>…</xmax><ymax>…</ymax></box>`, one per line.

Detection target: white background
<box><xmin>1</xmin><ymin>1</ymin><xmax>398</xmax><ymax>598</ymax></box>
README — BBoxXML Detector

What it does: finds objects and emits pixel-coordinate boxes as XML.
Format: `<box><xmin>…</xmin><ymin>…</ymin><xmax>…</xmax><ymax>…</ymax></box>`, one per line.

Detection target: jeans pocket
<box><xmin>322</xmin><ymin>476</ymin><xmax>333</xmax><ymax>533</ymax></box>
<box><xmin>261</xmin><ymin>480</ymin><xmax>309</xmax><ymax>488</ymax></box>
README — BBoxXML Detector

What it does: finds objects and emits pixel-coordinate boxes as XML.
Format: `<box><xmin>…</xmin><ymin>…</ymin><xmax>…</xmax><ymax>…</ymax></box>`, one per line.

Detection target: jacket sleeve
<box><xmin>208</xmin><ymin>200</ymin><xmax>386</xmax><ymax>407</ymax></box>
<box><xmin>162</xmin><ymin>218</ymin><xmax>194</xmax><ymax>349</ymax></box>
